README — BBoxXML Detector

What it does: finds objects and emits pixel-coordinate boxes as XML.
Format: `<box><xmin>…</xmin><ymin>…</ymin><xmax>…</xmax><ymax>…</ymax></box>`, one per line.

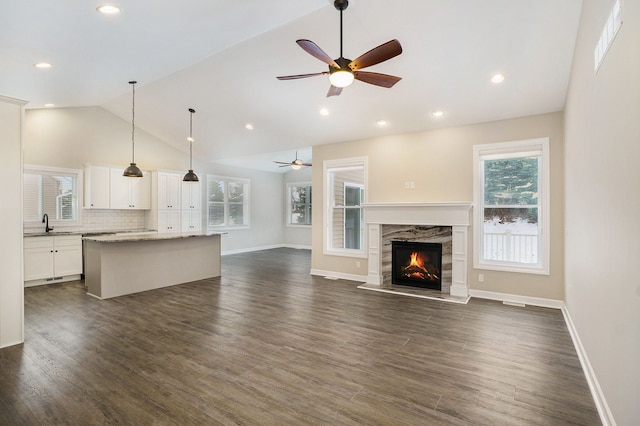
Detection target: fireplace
<box><xmin>361</xmin><ymin>202</ymin><xmax>472</xmax><ymax>299</ymax></box>
<box><xmin>392</xmin><ymin>241</ymin><xmax>442</xmax><ymax>290</ymax></box>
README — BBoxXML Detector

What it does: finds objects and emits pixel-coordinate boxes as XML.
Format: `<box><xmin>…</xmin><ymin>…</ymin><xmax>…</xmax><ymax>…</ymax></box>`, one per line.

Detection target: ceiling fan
<box><xmin>274</xmin><ymin>151</ymin><xmax>312</xmax><ymax>170</ymax></box>
<box><xmin>277</xmin><ymin>0</ymin><xmax>402</xmax><ymax>97</ymax></box>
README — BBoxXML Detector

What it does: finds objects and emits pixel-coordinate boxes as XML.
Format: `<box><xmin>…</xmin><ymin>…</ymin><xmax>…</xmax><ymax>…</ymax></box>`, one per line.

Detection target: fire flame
<box><xmin>403</xmin><ymin>251</ymin><xmax>439</xmax><ymax>281</ymax></box>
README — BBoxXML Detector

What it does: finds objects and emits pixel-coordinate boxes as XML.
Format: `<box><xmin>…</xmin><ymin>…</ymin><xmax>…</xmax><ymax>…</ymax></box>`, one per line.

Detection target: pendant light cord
<box><xmin>130</xmin><ymin>81</ymin><xmax>137</xmax><ymax>163</ymax></box>
<box><xmin>189</xmin><ymin>110</ymin><xmax>194</xmax><ymax>170</ymax></box>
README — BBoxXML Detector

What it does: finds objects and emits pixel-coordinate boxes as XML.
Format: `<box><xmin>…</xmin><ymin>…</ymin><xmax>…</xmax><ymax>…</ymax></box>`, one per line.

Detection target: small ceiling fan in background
<box><xmin>274</xmin><ymin>151</ymin><xmax>312</xmax><ymax>170</ymax></box>
<box><xmin>277</xmin><ymin>0</ymin><xmax>403</xmax><ymax>97</ymax></box>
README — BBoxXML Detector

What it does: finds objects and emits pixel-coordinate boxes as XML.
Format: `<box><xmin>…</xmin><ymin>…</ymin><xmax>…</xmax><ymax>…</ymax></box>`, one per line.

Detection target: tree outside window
<box><xmin>473</xmin><ymin>139</ymin><xmax>550</xmax><ymax>274</ymax></box>
<box><xmin>288</xmin><ymin>183</ymin><xmax>312</xmax><ymax>226</ymax></box>
<box><xmin>207</xmin><ymin>176</ymin><xmax>249</xmax><ymax>229</ymax></box>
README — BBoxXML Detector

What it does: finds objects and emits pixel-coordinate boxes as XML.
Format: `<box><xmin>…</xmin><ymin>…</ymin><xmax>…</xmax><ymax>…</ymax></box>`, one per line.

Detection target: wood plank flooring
<box><xmin>1</xmin><ymin>248</ymin><xmax>600</xmax><ymax>425</ymax></box>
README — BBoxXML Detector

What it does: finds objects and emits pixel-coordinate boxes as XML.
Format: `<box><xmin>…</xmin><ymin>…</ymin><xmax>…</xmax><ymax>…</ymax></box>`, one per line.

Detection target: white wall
<box><xmin>0</xmin><ymin>95</ymin><xmax>26</xmax><ymax>348</ymax></box>
<box><xmin>25</xmin><ymin>107</ymin><xmax>285</xmax><ymax>253</ymax></box>
<box><xmin>564</xmin><ymin>0</ymin><xmax>640</xmax><ymax>423</ymax></box>
<box><xmin>283</xmin><ymin>167</ymin><xmax>312</xmax><ymax>248</ymax></box>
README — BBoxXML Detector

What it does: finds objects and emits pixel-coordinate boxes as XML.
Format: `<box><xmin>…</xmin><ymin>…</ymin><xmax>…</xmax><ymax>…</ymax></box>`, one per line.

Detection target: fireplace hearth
<box><xmin>392</xmin><ymin>241</ymin><xmax>442</xmax><ymax>290</ymax></box>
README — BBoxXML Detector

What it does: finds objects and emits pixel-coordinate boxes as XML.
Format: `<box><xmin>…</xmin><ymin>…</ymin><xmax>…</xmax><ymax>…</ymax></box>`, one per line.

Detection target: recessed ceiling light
<box><xmin>376</xmin><ymin>119</ymin><xmax>388</xmax><ymax>127</ymax></box>
<box><xmin>491</xmin><ymin>73</ymin><xmax>505</xmax><ymax>83</ymax></box>
<box><xmin>44</xmin><ymin>103</ymin><xmax>55</xmax><ymax>108</ymax></box>
<box><xmin>245</xmin><ymin>123</ymin><xmax>254</xmax><ymax>130</ymax></box>
<box><xmin>432</xmin><ymin>110</ymin><xmax>444</xmax><ymax>118</ymax></box>
<box><xmin>97</xmin><ymin>4</ymin><xmax>121</xmax><ymax>14</ymax></box>
<box><xmin>319</xmin><ymin>108</ymin><xmax>329</xmax><ymax>116</ymax></box>
<box><xmin>34</xmin><ymin>62</ymin><xmax>52</xmax><ymax>69</ymax></box>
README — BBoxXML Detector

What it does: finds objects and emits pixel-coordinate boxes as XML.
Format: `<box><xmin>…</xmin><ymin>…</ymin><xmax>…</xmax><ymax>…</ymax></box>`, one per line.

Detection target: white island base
<box><xmin>84</xmin><ymin>233</ymin><xmax>222</xmax><ymax>299</ymax></box>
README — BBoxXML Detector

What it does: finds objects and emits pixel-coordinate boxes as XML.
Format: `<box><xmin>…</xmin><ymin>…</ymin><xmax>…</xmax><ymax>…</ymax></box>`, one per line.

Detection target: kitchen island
<box><xmin>83</xmin><ymin>232</ymin><xmax>223</xmax><ymax>299</ymax></box>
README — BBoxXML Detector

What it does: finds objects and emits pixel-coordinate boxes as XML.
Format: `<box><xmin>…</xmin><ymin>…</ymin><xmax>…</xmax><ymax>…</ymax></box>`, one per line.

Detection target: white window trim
<box><xmin>323</xmin><ymin>157</ymin><xmax>368</xmax><ymax>258</ymax></box>
<box><xmin>23</xmin><ymin>164</ymin><xmax>83</xmax><ymax>230</ymax></box>
<box><xmin>286</xmin><ymin>182</ymin><xmax>312</xmax><ymax>227</ymax></box>
<box><xmin>472</xmin><ymin>138</ymin><xmax>550</xmax><ymax>275</ymax></box>
<box><xmin>206</xmin><ymin>174</ymin><xmax>250</xmax><ymax>231</ymax></box>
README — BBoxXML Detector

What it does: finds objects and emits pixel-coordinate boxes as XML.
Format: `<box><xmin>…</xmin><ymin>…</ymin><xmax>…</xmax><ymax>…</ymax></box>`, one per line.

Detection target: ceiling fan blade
<box><xmin>327</xmin><ymin>85</ymin><xmax>343</xmax><ymax>97</ymax></box>
<box><xmin>278</xmin><ymin>165</ymin><xmax>291</xmax><ymax>168</ymax></box>
<box><xmin>277</xmin><ymin>72</ymin><xmax>328</xmax><ymax>80</ymax></box>
<box><xmin>349</xmin><ymin>39</ymin><xmax>403</xmax><ymax>71</ymax></box>
<box><xmin>296</xmin><ymin>39</ymin><xmax>340</xmax><ymax>68</ymax></box>
<box><xmin>353</xmin><ymin>71</ymin><xmax>401</xmax><ymax>88</ymax></box>
<box><xmin>274</xmin><ymin>161</ymin><xmax>292</xmax><ymax>165</ymax></box>
<box><xmin>302</xmin><ymin>163</ymin><xmax>312</xmax><ymax>167</ymax></box>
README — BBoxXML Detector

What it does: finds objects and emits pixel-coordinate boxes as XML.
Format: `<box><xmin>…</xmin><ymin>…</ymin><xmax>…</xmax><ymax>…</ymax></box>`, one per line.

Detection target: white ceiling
<box><xmin>1</xmin><ymin>0</ymin><xmax>582</xmax><ymax>173</ymax></box>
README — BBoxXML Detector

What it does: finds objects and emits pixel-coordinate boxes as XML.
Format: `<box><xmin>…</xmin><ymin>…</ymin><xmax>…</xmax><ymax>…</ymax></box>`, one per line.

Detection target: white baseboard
<box><xmin>221</xmin><ymin>244</ymin><xmax>311</xmax><ymax>256</ymax></box>
<box><xmin>469</xmin><ymin>289</ymin><xmax>564</xmax><ymax>309</ymax></box>
<box><xmin>282</xmin><ymin>244</ymin><xmax>312</xmax><ymax>250</ymax></box>
<box><xmin>310</xmin><ymin>268</ymin><xmax>368</xmax><ymax>283</ymax></box>
<box><xmin>24</xmin><ymin>274</ymin><xmax>82</xmax><ymax>288</ymax></box>
<box><xmin>221</xmin><ymin>244</ymin><xmax>285</xmax><ymax>256</ymax></box>
<box><xmin>561</xmin><ymin>304</ymin><xmax>616</xmax><ymax>426</ymax></box>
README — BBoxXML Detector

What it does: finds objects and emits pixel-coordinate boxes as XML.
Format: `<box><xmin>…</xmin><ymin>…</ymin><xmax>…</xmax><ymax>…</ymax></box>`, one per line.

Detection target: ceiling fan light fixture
<box><xmin>329</xmin><ymin>69</ymin><xmax>354</xmax><ymax>88</ymax></box>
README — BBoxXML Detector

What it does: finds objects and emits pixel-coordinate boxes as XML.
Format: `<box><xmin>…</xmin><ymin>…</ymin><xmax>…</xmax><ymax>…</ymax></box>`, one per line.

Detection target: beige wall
<box><xmin>564</xmin><ymin>0</ymin><xmax>640</xmax><ymax>423</ymax></box>
<box><xmin>312</xmin><ymin>112</ymin><xmax>565</xmax><ymax>300</ymax></box>
<box><xmin>25</xmin><ymin>107</ymin><xmax>285</xmax><ymax>253</ymax></box>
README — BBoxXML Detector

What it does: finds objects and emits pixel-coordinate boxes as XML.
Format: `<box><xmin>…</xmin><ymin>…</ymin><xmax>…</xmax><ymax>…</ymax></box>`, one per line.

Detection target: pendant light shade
<box><xmin>123</xmin><ymin>81</ymin><xmax>143</xmax><ymax>177</ymax></box>
<box><xmin>183</xmin><ymin>108</ymin><xmax>199</xmax><ymax>182</ymax></box>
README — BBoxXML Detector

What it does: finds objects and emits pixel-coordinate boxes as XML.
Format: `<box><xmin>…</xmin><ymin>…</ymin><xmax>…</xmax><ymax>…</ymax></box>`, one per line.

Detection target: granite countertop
<box><xmin>83</xmin><ymin>231</ymin><xmax>225</xmax><ymax>243</ymax></box>
<box><xmin>24</xmin><ymin>229</ymin><xmax>153</xmax><ymax>238</ymax></box>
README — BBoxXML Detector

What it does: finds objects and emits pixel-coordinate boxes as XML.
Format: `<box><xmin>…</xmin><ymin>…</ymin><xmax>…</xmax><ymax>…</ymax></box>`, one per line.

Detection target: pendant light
<box><xmin>123</xmin><ymin>81</ymin><xmax>143</xmax><ymax>177</ymax></box>
<box><xmin>183</xmin><ymin>108</ymin><xmax>199</xmax><ymax>182</ymax></box>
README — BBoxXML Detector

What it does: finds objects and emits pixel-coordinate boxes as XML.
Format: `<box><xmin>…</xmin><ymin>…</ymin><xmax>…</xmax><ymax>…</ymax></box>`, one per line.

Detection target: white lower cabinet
<box><xmin>24</xmin><ymin>235</ymin><xmax>83</xmax><ymax>285</ymax></box>
<box><xmin>158</xmin><ymin>210</ymin><xmax>181</xmax><ymax>233</ymax></box>
<box><xmin>181</xmin><ymin>211</ymin><xmax>202</xmax><ymax>233</ymax></box>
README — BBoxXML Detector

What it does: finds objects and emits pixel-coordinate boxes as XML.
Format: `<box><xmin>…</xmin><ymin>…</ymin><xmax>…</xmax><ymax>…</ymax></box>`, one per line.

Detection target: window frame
<box><xmin>23</xmin><ymin>165</ymin><xmax>83</xmax><ymax>229</ymax></box>
<box><xmin>206</xmin><ymin>175</ymin><xmax>250</xmax><ymax>231</ymax></box>
<box><xmin>473</xmin><ymin>138</ymin><xmax>550</xmax><ymax>275</ymax></box>
<box><xmin>323</xmin><ymin>157</ymin><xmax>368</xmax><ymax>258</ymax></box>
<box><xmin>286</xmin><ymin>182</ymin><xmax>312</xmax><ymax>227</ymax></box>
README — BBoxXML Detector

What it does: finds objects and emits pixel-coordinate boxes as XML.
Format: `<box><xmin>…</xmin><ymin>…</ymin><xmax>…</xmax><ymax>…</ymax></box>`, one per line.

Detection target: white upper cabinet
<box><xmin>84</xmin><ymin>164</ymin><xmax>110</xmax><ymax>209</ymax></box>
<box><xmin>110</xmin><ymin>168</ymin><xmax>151</xmax><ymax>210</ymax></box>
<box><xmin>157</xmin><ymin>172</ymin><xmax>181</xmax><ymax>209</ymax></box>
<box><xmin>181</xmin><ymin>180</ymin><xmax>201</xmax><ymax>210</ymax></box>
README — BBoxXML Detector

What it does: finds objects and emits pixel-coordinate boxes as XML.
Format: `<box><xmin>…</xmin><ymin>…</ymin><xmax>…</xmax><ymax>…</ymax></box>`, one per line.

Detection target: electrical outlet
<box><xmin>356</xmin><ymin>261</ymin><xmax>361</xmax><ymax>268</ymax></box>
<box><xmin>478</xmin><ymin>273</ymin><xmax>484</xmax><ymax>283</ymax></box>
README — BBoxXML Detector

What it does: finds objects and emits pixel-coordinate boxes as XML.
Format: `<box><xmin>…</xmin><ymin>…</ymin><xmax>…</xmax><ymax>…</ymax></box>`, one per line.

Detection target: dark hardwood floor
<box><xmin>1</xmin><ymin>248</ymin><xmax>600</xmax><ymax>425</ymax></box>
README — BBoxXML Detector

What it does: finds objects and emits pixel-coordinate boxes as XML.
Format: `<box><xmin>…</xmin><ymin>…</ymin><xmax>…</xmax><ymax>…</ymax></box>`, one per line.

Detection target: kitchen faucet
<box><xmin>42</xmin><ymin>213</ymin><xmax>53</xmax><ymax>233</ymax></box>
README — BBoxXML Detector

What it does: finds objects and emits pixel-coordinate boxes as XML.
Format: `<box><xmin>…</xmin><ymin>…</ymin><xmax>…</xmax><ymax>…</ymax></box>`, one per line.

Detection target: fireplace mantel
<box><xmin>362</xmin><ymin>202</ymin><xmax>472</xmax><ymax>226</ymax></box>
<box><xmin>363</xmin><ymin>202</ymin><xmax>473</xmax><ymax>298</ymax></box>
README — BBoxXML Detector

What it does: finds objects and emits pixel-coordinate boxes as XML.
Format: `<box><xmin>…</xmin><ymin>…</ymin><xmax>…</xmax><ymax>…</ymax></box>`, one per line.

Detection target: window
<box><xmin>23</xmin><ymin>165</ymin><xmax>82</xmax><ymax>227</ymax></box>
<box><xmin>324</xmin><ymin>157</ymin><xmax>367</xmax><ymax>257</ymax></box>
<box><xmin>473</xmin><ymin>138</ymin><xmax>550</xmax><ymax>274</ymax></box>
<box><xmin>206</xmin><ymin>175</ymin><xmax>249</xmax><ymax>230</ymax></box>
<box><xmin>287</xmin><ymin>183</ymin><xmax>312</xmax><ymax>226</ymax></box>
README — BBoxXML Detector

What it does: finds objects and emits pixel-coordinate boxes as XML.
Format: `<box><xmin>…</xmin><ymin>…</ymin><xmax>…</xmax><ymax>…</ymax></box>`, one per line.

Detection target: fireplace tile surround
<box><xmin>360</xmin><ymin>202</ymin><xmax>472</xmax><ymax>303</ymax></box>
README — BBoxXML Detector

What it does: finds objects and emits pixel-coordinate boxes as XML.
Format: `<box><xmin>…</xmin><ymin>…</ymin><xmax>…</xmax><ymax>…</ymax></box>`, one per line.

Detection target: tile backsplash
<box><xmin>25</xmin><ymin>209</ymin><xmax>148</xmax><ymax>235</ymax></box>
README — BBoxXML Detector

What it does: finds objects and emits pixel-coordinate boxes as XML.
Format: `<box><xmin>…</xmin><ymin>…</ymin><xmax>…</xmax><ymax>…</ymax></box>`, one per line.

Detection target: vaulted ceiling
<box><xmin>1</xmin><ymin>0</ymin><xmax>582</xmax><ymax>172</ymax></box>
